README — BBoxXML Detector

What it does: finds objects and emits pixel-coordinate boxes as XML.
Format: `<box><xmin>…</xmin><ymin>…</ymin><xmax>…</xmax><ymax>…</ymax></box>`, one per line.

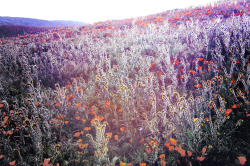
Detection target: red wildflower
<box><xmin>74</xmin><ymin>132</ymin><xmax>81</xmax><ymax>137</ymax></box>
<box><xmin>106</xmin><ymin>100</ymin><xmax>110</xmax><ymax>109</ymax></box>
<box><xmin>187</xmin><ymin>151</ymin><xmax>192</xmax><ymax>156</ymax></box>
<box><xmin>170</xmin><ymin>138</ymin><xmax>177</xmax><ymax>145</ymax></box>
<box><xmin>165</xmin><ymin>142</ymin><xmax>170</xmax><ymax>148</ymax></box>
<box><xmin>238</xmin><ymin>156</ymin><xmax>247</xmax><ymax>165</ymax></box>
<box><xmin>232</xmin><ymin>104</ymin><xmax>237</xmax><ymax>109</ymax></box>
<box><xmin>202</xmin><ymin>147</ymin><xmax>207</xmax><ymax>154</ymax></box>
<box><xmin>120</xmin><ymin>127</ymin><xmax>125</xmax><ymax>132</ymax></box>
<box><xmin>225</xmin><ymin>109</ymin><xmax>232</xmax><ymax>116</ymax></box>
<box><xmin>150</xmin><ymin>62</ymin><xmax>155</xmax><ymax>68</ymax></box>
<box><xmin>169</xmin><ymin>146</ymin><xmax>174</xmax><ymax>151</ymax></box>
<box><xmin>55</xmin><ymin>103</ymin><xmax>61</xmax><ymax>107</ymax></box>
<box><xmin>145</xmin><ymin>147</ymin><xmax>152</xmax><ymax>154</ymax></box>
<box><xmin>197</xmin><ymin>156</ymin><xmax>205</xmax><ymax>161</ymax></box>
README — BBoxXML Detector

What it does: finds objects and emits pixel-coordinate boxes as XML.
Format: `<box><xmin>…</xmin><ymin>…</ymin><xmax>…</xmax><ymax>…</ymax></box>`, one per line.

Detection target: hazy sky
<box><xmin>1</xmin><ymin>0</ymin><xmax>220</xmax><ymax>24</ymax></box>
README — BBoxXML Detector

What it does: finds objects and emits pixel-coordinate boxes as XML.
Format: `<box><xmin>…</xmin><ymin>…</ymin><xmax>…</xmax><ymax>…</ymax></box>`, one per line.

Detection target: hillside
<box><xmin>0</xmin><ymin>25</ymin><xmax>53</xmax><ymax>38</ymax></box>
<box><xmin>0</xmin><ymin>16</ymin><xmax>85</xmax><ymax>27</ymax></box>
<box><xmin>0</xmin><ymin>0</ymin><xmax>249</xmax><ymax>166</ymax></box>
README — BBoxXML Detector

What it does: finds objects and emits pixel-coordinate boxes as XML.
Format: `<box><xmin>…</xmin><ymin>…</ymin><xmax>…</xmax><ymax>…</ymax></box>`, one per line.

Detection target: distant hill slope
<box><xmin>0</xmin><ymin>16</ymin><xmax>86</xmax><ymax>27</ymax></box>
<box><xmin>0</xmin><ymin>25</ymin><xmax>53</xmax><ymax>38</ymax></box>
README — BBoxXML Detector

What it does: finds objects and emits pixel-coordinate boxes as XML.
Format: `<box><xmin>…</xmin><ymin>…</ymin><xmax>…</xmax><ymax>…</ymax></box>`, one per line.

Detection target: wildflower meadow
<box><xmin>0</xmin><ymin>0</ymin><xmax>249</xmax><ymax>165</ymax></box>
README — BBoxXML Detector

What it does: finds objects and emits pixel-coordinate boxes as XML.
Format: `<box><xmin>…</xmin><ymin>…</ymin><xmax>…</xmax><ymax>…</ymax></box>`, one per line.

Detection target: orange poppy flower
<box><xmin>75</xmin><ymin>116</ymin><xmax>81</xmax><ymax>120</ymax></box>
<box><xmin>120</xmin><ymin>163</ymin><xmax>132</xmax><ymax>166</ymax></box>
<box><xmin>187</xmin><ymin>151</ymin><xmax>192</xmax><ymax>156</ymax></box>
<box><xmin>165</xmin><ymin>142</ymin><xmax>170</xmax><ymax>148</ymax></box>
<box><xmin>169</xmin><ymin>138</ymin><xmax>177</xmax><ymax>145</ymax></box>
<box><xmin>78</xmin><ymin>143</ymin><xmax>88</xmax><ymax>149</ymax></box>
<box><xmin>106</xmin><ymin>132</ymin><xmax>112</xmax><ymax>138</ymax></box>
<box><xmin>139</xmin><ymin>137</ymin><xmax>144</xmax><ymax>143</ymax></box>
<box><xmin>84</xmin><ymin>127</ymin><xmax>91</xmax><ymax>131</ymax></box>
<box><xmin>114</xmin><ymin>135</ymin><xmax>118</xmax><ymax>141</ymax></box>
<box><xmin>55</xmin><ymin>103</ymin><xmax>61</xmax><ymax>107</ymax></box>
<box><xmin>238</xmin><ymin>156</ymin><xmax>247</xmax><ymax>165</ymax></box>
<box><xmin>169</xmin><ymin>146</ymin><xmax>174</xmax><ymax>151</ymax></box>
<box><xmin>139</xmin><ymin>163</ymin><xmax>146</xmax><ymax>166</ymax></box>
<box><xmin>129</xmin><ymin>139</ymin><xmax>133</xmax><ymax>143</ymax></box>
<box><xmin>94</xmin><ymin>151</ymin><xmax>99</xmax><ymax>157</ymax></box>
<box><xmin>91</xmin><ymin>115</ymin><xmax>104</xmax><ymax>123</ymax></box>
<box><xmin>159</xmin><ymin>154</ymin><xmax>165</xmax><ymax>159</ymax></box>
<box><xmin>177</xmin><ymin>146</ymin><xmax>185</xmax><ymax>157</ymax></box>
<box><xmin>197</xmin><ymin>156</ymin><xmax>205</xmax><ymax>161</ymax></box>
<box><xmin>3</xmin><ymin>116</ymin><xmax>8</xmax><ymax>124</ymax></box>
<box><xmin>160</xmin><ymin>159</ymin><xmax>166</xmax><ymax>166</ymax></box>
<box><xmin>99</xmin><ymin>116</ymin><xmax>104</xmax><ymax>122</ymax></box>
<box><xmin>76</xmin><ymin>103</ymin><xmax>82</xmax><ymax>107</ymax></box>
<box><xmin>9</xmin><ymin>160</ymin><xmax>16</xmax><ymax>166</ymax></box>
<box><xmin>82</xmin><ymin>120</ymin><xmax>86</xmax><ymax>123</ymax></box>
<box><xmin>43</xmin><ymin>158</ymin><xmax>51</xmax><ymax>166</ymax></box>
<box><xmin>120</xmin><ymin>127</ymin><xmax>125</xmax><ymax>132</ymax></box>
<box><xmin>149</xmin><ymin>141</ymin><xmax>157</xmax><ymax>147</ymax></box>
<box><xmin>106</xmin><ymin>100</ymin><xmax>110</xmax><ymax>109</ymax></box>
<box><xmin>202</xmin><ymin>147</ymin><xmax>207</xmax><ymax>154</ymax></box>
<box><xmin>232</xmin><ymin>104</ymin><xmax>237</xmax><ymax>109</ymax></box>
<box><xmin>225</xmin><ymin>109</ymin><xmax>232</xmax><ymax>116</ymax></box>
<box><xmin>247</xmin><ymin>112</ymin><xmax>250</xmax><ymax>117</ymax></box>
<box><xmin>145</xmin><ymin>147</ymin><xmax>152</xmax><ymax>154</ymax></box>
<box><xmin>189</xmin><ymin>70</ymin><xmax>195</xmax><ymax>74</ymax></box>
<box><xmin>198</xmin><ymin>58</ymin><xmax>204</xmax><ymax>61</ymax></box>
<box><xmin>74</xmin><ymin>132</ymin><xmax>81</xmax><ymax>137</ymax></box>
<box><xmin>6</xmin><ymin>130</ymin><xmax>13</xmax><ymax>135</ymax></box>
<box><xmin>65</xmin><ymin>121</ymin><xmax>69</xmax><ymax>125</ymax></box>
<box><xmin>77</xmin><ymin>139</ymin><xmax>83</xmax><ymax>143</ymax></box>
<box><xmin>150</xmin><ymin>62</ymin><xmax>155</xmax><ymax>68</ymax></box>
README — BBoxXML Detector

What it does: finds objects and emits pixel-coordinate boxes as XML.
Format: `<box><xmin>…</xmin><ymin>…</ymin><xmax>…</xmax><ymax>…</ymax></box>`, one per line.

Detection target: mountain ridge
<box><xmin>0</xmin><ymin>16</ymin><xmax>86</xmax><ymax>27</ymax></box>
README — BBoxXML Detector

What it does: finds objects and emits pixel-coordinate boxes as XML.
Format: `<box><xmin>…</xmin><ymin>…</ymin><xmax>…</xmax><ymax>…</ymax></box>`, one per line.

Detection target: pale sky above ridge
<box><xmin>1</xmin><ymin>0</ymin><xmax>220</xmax><ymax>24</ymax></box>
